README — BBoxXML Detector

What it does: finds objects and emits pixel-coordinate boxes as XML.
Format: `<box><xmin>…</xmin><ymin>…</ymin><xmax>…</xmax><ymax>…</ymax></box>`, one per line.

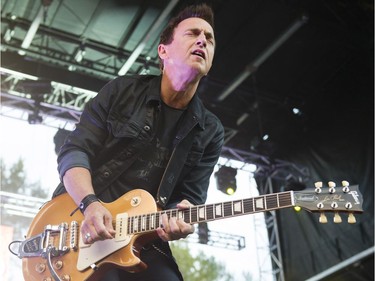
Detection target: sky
<box><xmin>0</xmin><ymin>112</ymin><xmax>273</xmax><ymax>281</ymax></box>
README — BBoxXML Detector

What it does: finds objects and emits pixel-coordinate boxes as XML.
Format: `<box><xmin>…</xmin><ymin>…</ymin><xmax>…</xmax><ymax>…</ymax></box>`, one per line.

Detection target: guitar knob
<box><xmin>331</xmin><ymin>202</ymin><xmax>338</xmax><ymax>209</ymax></box>
<box><xmin>319</xmin><ymin>213</ymin><xmax>328</xmax><ymax>224</ymax></box>
<box><xmin>54</xmin><ymin>260</ymin><xmax>63</xmax><ymax>270</ymax></box>
<box><xmin>345</xmin><ymin>202</ymin><xmax>353</xmax><ymax>209</ymax></box>
<box><xmin>342</xmin><ymin>180</ymin><xmax>350</xmax><ymax>193</ymax></box>
<box><xmin>317</xmin><ymin>202</ymin><xmax>324</xmax><ymax>209</ymax></box>
<box><xmin>328</xmin><ymin>181</ymin><xmax>336</xmax><ymax>193</ymax></box>
<box><xmin>314</xmin><ymin>181</ymin><xmax>323</xmax><ymax>193</ymax></box>
<box><xmin>333</xmin><ymin>212</ymin><xmax>342</xmax><ymax>223</ymax></box>
<box><xmin>35</xmin><ymin>263</ymin><xmax>46</xmax><ymax>273</ymax></box>
<box><xmin>61</xmin><ymin>274</ymin><xmax>71</xmax><ymax>281</ymax></box>
<box><xmin>348</xmin><ymin>213</ymin><xmax>356</xmax><ymax>224</ymax></box>
<box><xmin>342</xmin><ymin>180</ymin><xmax>349</xmax><ymax>187</ymax></box>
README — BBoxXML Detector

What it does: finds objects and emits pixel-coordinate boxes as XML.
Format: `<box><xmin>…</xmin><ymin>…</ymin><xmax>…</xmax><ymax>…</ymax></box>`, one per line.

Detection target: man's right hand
<box><xmin>80</xmin><ymin>202</ymin><xmax>116</xmax><ymax>244</ymax></box>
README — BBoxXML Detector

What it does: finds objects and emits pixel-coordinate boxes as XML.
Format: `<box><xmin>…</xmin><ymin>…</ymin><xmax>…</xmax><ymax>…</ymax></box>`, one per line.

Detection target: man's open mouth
<box><xmin>192</xmin><ymin>50</ymin><xmax>205</xmax><ymax>59</ymax></box>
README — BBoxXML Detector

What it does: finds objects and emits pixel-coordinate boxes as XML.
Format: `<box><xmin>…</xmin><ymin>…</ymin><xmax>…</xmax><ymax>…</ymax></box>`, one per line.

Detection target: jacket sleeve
<box><xmin>57</xmin><ymin>77</ymin><xmax>124</xmax><ymax>180</ymax></box>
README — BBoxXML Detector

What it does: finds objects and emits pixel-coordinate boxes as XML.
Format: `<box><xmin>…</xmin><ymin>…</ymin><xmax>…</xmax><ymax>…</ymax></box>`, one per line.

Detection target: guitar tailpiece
<box><xmin>46</xmin><ymin>246</ymin><xmax>63</xmax><ymax>281</ymax></box>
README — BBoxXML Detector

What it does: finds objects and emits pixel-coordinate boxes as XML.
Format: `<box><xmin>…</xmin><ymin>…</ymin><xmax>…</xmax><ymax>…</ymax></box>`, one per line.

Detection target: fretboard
<box><xmin>126</xmin><ymin>191</ymin><xmax>294</xmax><ymax>235</ymax></box>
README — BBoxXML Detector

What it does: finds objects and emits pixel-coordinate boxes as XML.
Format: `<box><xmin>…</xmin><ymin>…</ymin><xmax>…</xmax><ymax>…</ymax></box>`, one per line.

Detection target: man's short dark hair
<box><xmin>160</xmin><ymin>3</ymin><xmax>214</xmax><ymax>45</ymax></box>
<box><xmin>158</xmin><ymin>3</ymin><xmax>214</xmax><ymax>70</ymax></box>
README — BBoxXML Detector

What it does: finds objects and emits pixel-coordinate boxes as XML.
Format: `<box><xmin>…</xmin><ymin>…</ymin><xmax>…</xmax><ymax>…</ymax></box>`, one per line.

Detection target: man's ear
<box><xmin>158</xmin><ymin>44</ymin><xmax>168</xmax><ymax>60</ymax></box>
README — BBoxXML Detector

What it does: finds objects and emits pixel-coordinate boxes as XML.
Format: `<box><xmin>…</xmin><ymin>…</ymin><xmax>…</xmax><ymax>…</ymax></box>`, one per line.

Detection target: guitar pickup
<box><xmin>115</xmin><ymin>213</ymin><xmax>128</xmax><ymax>241</ymax></box>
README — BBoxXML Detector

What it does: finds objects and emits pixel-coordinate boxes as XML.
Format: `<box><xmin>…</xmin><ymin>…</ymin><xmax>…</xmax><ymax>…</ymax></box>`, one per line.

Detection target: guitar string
<box><xmin>107</xmin><ymin>192</ymin><xmax>293</xmax><ymax>235</ymax></box>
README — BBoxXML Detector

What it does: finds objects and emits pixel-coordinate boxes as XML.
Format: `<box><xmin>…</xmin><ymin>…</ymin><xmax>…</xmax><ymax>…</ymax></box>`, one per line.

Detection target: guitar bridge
<box><xmin>17</xmin><ymin>222</ymin><xmax>73</xmax><ymax>259</ymax></box>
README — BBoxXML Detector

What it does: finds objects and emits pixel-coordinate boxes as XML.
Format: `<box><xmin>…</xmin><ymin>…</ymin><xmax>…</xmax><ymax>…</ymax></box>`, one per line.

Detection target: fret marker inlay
<box><xmin>234</xmin><ymin>202</ymin><xmax>242</xmax><ymax>213</ymax></box>
<box><xmin>256</xmin><ymin>198</ymin><xmax>264</xmax><ymax>209</ymax></box>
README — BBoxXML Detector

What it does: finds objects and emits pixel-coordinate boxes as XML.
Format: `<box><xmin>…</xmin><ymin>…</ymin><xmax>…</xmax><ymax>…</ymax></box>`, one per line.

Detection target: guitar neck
<box><xmin>126</xmin><ymin>191</ymin><xmax>294</xmax><ymax>235</ymax></box>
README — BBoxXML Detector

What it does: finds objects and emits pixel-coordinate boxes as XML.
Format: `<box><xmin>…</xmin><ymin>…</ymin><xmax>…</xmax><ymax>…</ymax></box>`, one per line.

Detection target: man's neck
<box><xmin>160</xmin><ymin>73</ymin><xmax>200</xmax><ymax>109</ymax></box>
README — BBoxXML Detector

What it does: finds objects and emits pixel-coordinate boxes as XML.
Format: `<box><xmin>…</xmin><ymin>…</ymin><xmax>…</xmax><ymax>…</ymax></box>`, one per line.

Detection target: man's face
<box><xmin>159</xmin><ymin>17</ymin><xmax>215</xmax><ymax>78</ymax></box>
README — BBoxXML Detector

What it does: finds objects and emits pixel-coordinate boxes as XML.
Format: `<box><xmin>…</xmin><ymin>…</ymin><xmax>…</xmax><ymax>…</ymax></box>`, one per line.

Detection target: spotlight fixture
<box><xmin>74</xmin><ymin>42</ymin><xmax>86</xmax><ymax>63</ymax></box>
<box><xmin>28</xmin><ymin>109</ymin><xmax>43</xmax><ymax>124</ymax></box>
<box><xmin>3</xmin><ymin>27</ymin><xmax>15</xmax><ymax>42</ymax></box>
<box><xmin>215</xmin><ymin>166</ymin><xmax>237</xmax><ymax>195</ymax></box>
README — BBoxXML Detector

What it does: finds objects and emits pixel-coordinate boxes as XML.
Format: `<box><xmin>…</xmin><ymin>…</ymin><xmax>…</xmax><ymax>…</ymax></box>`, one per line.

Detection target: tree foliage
<box><xmin>1</xmin><ymin>158</ymin><xmax>49</xmax><ymax>238</ymax></box>
<box><xmin>170</xmin><ymin>242</ymin><xmax>235</xmax><ymax>281</ymax></box>
<box><xmin>1</xmin><ymin>158</ymin><xmax>48</xmax><ymax>198</ymax></box>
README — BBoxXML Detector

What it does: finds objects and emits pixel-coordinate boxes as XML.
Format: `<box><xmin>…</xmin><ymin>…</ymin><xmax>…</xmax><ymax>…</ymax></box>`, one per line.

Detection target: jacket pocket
<box><xmin>107</xmin><ymin>119</ymin><xmax>142</xmax><ymax>138</ymax></box>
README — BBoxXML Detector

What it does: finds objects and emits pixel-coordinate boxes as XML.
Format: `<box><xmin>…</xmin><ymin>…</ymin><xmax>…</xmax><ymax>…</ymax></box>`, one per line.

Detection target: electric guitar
<box><xmin>13</xmin><ymin>181</ymin><xmax>363</xmax><ymax>281</ymax></box>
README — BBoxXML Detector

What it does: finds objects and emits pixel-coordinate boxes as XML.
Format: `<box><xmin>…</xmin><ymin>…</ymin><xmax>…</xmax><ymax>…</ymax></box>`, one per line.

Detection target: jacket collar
<box><xmin>145</xmin><ymin>75</ymin><xmax>206</xmax><ymax>130</ymax></box>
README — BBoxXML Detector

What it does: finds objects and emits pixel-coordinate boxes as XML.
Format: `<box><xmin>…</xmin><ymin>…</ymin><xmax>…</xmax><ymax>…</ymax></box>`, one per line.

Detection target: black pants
<box><xmin>100</xmin><ymin>241</ymin><xmax>184</xmax><ymax>281</ymax></box>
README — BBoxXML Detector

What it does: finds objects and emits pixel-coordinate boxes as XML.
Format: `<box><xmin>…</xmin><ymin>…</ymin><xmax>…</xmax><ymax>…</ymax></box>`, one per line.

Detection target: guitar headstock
<box><xmin>293</xmin><ymin>181</ymin><xmax>363</xmax><ymax>224</ymax></box>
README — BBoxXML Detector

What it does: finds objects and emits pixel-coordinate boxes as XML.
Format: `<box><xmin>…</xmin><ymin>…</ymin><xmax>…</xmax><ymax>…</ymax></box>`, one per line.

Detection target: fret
<box><xmin>150</xmin><ymin>213</ymin><xmax>156</xmax><ymax>230</ymax></box>
<box><xmin>134</xmin><ymin>216</ymin><xmax>138</xmax><ymax>233</ymax></box>
<box><xmin>134</xmin><ymin>216</ymin><xmax>138</xmax><ymax>232</ymax></box>
<box><xmin>183</xmin><ymin>209</ymin><xmax>191</xmax><ymax>224</ymax></box>
<box><xmin>254</xmin><ymin>196</ymin><xmax>265</xmax><ymax>211</ymax></box>
<box><xmin>171</xmin><ymin>209</ymin><xmax>177</xmax><ymax>219</ymax></box>
<box><xmin>266</xmin><ymin>194</ymin><xmax>279</xmax><ymax>210</ymax></box>
<box><xmin>214</xmin><ymin>203</ymin><xmax>223</xmax><ymax>218</ymax></box>
<box><xmin>279</xmin><ymin>192</ymin><xmax>293</xmax><ymax>207</ymax></box>
<box><xmin>155</xmin><ymin>213</ymin><xmax>161</xmax><ymax>228</ymax></box>
<box><xmin>138</xmin><ymin>215</ymin><xmax>142</xmax><ymax>232</ymax></box>
<box><xmin>147</xmin><ymin>214</ymin><xmax>152</xmax><ymax>230</ymax></box>
<box><xmin>198</xmin><ymin>206</ymin><xmax>205</xmax><ymax>221</ymax></box>
<box><xmin>191</xmin><ymin>206</ymin><xmax>198</xmax><ymax>223</ymax></box>
<box><xmin>177</xmin><ymin>210</ymin><xmax>184</xmax><ymax>220</ymax></box>
<box><xmin>243</xmin><ymin>198</ymin><xmax>254</xmax><ymax>214</ymax></box>
<box><xmin>141</xmin><ymin>215</ymin><xmax>146</xmax><ymax>231</ymax></box>
<box><xmin>206</xmin><ymin>204</ymin><xmax>214</xmax><ymax>220</ymax></box>
<box><xmin>223</xmin><ymin>202</ymin><xmax>233</xmax><ymax>217</ymax></box>
<box><xmin>130</xmin><ymin>216</ymin><xmax>135</xmax><ymax>233</ymax></box>
<box><xmin>233</xmin><ymin>200</ymin><xmax>243</xmax><ymax>215</ymax></box>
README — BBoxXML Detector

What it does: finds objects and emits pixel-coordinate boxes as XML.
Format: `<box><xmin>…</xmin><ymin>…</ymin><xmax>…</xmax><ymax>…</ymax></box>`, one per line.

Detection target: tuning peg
<box><xmin>314</xmin><ymin>181</ymin><xmax>323</xmax><ymax>193</ymax></box>
<box><xmin>319</xmin><ymin>213</ymin><xmax>328</xmax><ymax>224</ymax></box>
<box><xmin>342</xmin><ymin>180</ymin><xmax>350</xmax><ymax>193</ymax></box>
<box><xmin>328</xmin><ymin>181</ymin><xmax>336</xmax><ymax>193</ymax></box>
<box><xmin>333</xmin><ymin>212</ymin><xmax>342</xmax><ymax>223</ymax></box>
<box><xmin>348</xmin><ymin>213</ymin><xmax>356</xmax><ymax>224</ymax></box>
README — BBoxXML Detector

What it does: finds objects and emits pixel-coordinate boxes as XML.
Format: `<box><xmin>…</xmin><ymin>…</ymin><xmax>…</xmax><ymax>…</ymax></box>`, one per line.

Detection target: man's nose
<box><xmin>196</xmin><ymin>32</ymin><xmax>207</xmax><ymax>47</ymax></box>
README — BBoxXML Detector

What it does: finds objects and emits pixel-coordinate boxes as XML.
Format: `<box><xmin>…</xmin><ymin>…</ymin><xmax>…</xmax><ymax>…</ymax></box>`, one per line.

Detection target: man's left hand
<box><xmin>156</xmin><ymin>199</ymin><xmax>195</xmax><ymax>241</ymax></box>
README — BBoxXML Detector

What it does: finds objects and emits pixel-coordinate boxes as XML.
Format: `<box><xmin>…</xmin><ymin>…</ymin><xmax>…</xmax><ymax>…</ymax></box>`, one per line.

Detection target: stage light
<box><xmin>4</xmin><ymin>28</ymin><xmax>15</xmax><ymax>42</ymax></box>
<box><xmin>215</xmin><ymin>166</ymin><xmax>237</xmax><ymax>195</ymax></box>
<box><xmin>74</xmin><ymin>42</ymin><xmax>86</xmax><ymax>63</ymax></box>
<box><xmin>294</xmin><ymin>206</ymin><xmax>302</xmax><ymax>212</ymax></box>
<box><xmin>28</xmin><ymin>109</ymin><xmax>43</xmax><ymax>124</ymax></box>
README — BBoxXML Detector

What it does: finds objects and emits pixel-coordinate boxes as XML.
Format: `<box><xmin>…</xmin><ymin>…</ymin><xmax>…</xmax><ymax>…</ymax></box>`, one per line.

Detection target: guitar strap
<box><xmin>155</xmin><ymin>128</ymin><xmax>196</xmax><ymax>208</ymax></box>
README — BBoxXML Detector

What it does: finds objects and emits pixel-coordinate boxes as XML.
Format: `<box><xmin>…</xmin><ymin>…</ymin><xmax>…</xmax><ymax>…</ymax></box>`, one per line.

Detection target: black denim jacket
<box><xmin>54</xmin><ymin>75</ymin><xmax>224</xmax><ymax>209</ymax></box>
